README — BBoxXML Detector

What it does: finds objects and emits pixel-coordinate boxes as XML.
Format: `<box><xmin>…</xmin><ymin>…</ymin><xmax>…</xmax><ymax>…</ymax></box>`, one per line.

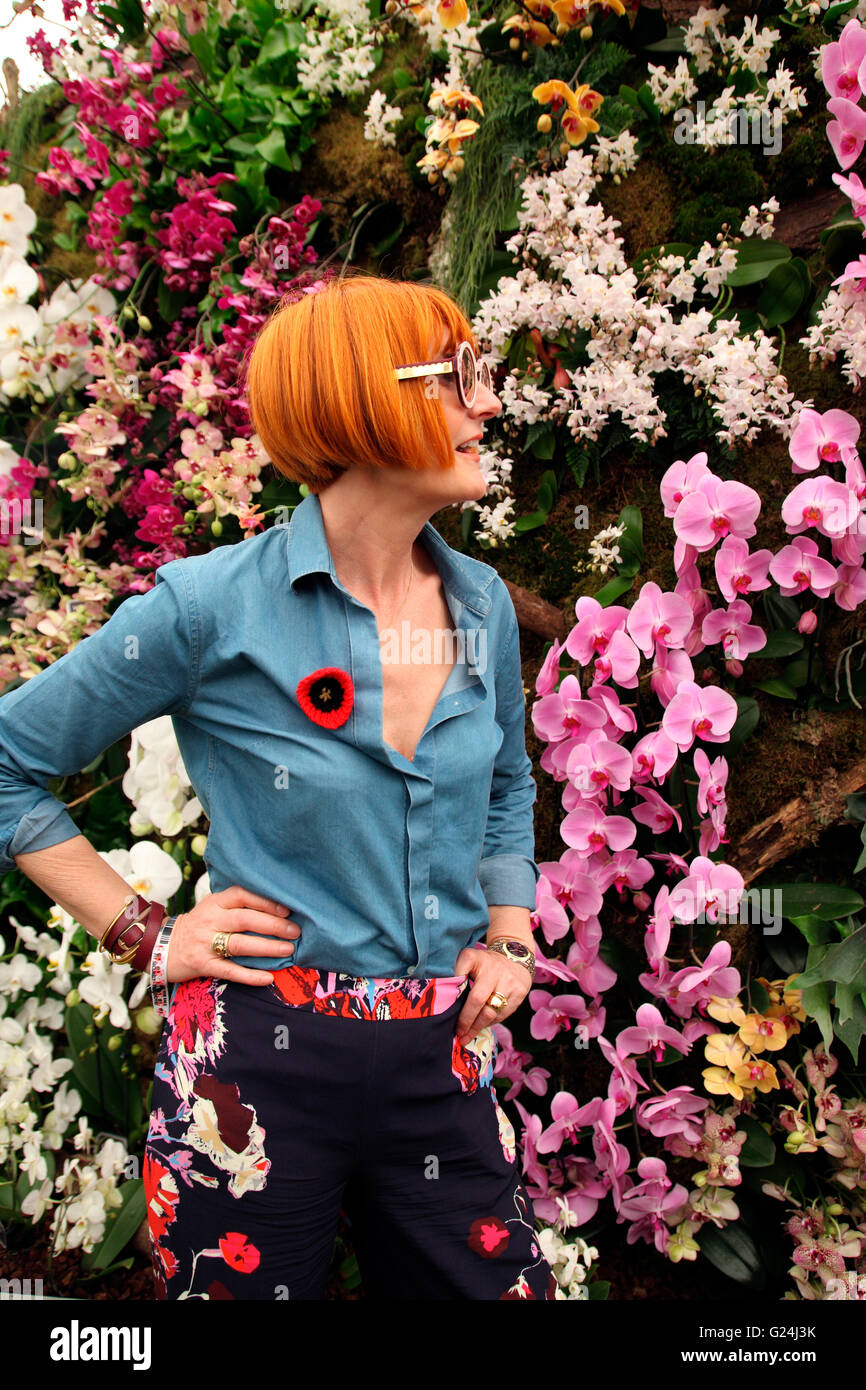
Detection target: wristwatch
<box><xmin>486</xmin><ymin>937</ymin><xmax>536</xmax><ymax>980</ymax></box>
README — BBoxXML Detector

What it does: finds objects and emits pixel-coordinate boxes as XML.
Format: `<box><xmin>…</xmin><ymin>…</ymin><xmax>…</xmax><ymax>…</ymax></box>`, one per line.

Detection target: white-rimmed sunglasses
<box><xmin>393</xmin><ymin>339</ymin><xmax>492</xmax><ymax>408</ymax></box>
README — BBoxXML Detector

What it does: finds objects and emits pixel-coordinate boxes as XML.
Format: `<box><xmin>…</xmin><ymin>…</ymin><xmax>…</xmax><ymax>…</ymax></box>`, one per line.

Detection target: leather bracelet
<box><xmin>99</xmin><ymin>892</ymin><xmax>167</xmax><ymax>970</ymax></box>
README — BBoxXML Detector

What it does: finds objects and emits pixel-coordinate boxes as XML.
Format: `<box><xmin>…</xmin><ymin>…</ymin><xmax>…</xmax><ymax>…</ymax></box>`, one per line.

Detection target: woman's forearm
<box><xmin>486</xmin><ymin>904</ymin><xmax>535</xmax><ymax>950</ymax></box>
<box><xmin>12</xmin><ymin>833</ymin><xmax>145</xmax><ymax>943</ymax></box>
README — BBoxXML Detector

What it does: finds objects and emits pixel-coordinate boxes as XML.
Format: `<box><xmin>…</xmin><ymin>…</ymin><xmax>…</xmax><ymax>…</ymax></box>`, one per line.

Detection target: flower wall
<box><xmin>0</xmin><ymin>0</ymin><xmax>865</xmax><ymax>1300</ymax></box>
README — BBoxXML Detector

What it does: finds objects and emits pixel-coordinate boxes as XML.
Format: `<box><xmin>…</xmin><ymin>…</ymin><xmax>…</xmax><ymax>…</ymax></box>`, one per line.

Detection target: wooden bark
<box><xmin>774</xmin><ymin>189</ymin><xmax>849</xmax><ymax>255</ymax></box>
<box><xmin>503</xmin><ymin>579</ymin><xmax>569</xmax><ymax>642</ymax></box>
<box><xmin>728</xmin><ymin>758</ymin><xmax>866</xmax><ymax>886</ymax></box>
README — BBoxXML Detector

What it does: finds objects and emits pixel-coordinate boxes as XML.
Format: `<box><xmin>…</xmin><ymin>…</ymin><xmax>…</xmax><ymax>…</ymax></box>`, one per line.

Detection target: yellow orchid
<box><xmin>706</xmin><ymin>995</ymin><xmax>747</xmax><ymax>1026</ymax></box>
<box><xmin>764</xmin><ymin>1001</ymin><xmax>803</xmax><ymax>1042</ymax></box>
<box><xmin>429</xmin><ymin>86</ymin><xmax>485</xmax><ymax>117</ymax></box>
<box><xmin>436</xmin><ymin>0</ymin><xmax>469</xmax><ymax>28</ymax></box>
<box><xmin>444</xmin><ymin>119</ymin><xmax>480</xmax><ymax>154</ymax></box>
<box><xmin>737</xmin><ymin>1012</ymin><xmax>789</xmax><ymax>1054</ymax></box>
<box><xmin>589</xmin><ymin>0</ymin><xmax>626</xmax><ymax>13</ymax></box>
<box><xmin>702</xmin><ymin>1065</ymin><xmax>746</xmax><ymax>1101</ymax></box>
<box><xmin>732</xmin><ymin>1057</ymin><xmax>780</xmax><ymax>1094</ymax></box>
<box><xmin>501</xmin><ymin>13</ymin><xmax>559</xmax><ymax>46</ymax></box>
<box><xmin>532</xmin><ymin>78</ymin><xmax>603</xmax><ymax>145</ymax></box>
<box><xmin>525</xmin><ymin>0</ymin><xmax>559</xmax><ymax>26</ymax></box>
<box><xmin>704</xmin><ymin>1031</ymin><xmax>750</xmax><ymax>1071</ymax></box>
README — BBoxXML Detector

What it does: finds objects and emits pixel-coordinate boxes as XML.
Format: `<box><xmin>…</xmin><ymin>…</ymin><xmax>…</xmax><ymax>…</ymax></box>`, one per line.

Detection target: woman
<box><xmin>0</xmin><ymin>271</ymin><xmax>557</xmax><ymax>1300</ymax></box>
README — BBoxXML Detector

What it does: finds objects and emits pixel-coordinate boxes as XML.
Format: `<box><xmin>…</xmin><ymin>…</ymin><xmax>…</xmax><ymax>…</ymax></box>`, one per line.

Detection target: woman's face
<box><xmin>432</xmin><ymin>330</ymin><xmax>502</xmax><ymax>499</ymax></box>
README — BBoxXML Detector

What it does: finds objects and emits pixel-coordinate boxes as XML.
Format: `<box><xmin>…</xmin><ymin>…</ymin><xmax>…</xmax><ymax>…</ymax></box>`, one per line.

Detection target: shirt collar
<box><xmin>286</xmin><ymin>491</ymin><xmax>495</xmax><ymax>617</ymax></box>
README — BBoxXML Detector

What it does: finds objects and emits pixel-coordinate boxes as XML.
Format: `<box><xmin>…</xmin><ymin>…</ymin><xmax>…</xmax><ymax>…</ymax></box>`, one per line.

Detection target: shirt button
<box><xmin>407</xmin><ymin>964</ymin><xmax>416</xmax><ymax>974</ymax></box>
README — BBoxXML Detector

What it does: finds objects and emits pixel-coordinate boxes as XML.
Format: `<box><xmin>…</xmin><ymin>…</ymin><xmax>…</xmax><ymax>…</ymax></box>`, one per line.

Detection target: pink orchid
<box><xmin>564</xmin><ymin>730</ymin><xmax>634</xmax><ymax>796</ymax></box>
<box><xmin>659</xmin><ymin>451</ymin><xmax>711</xmax><ymax>517</ymax></box>
<box><xmin>528</xmin><ymin>989</ymin><xmax>590</xmax><ymax>1042</ymax></box>
<box><xmin>644</xmin><ymin>885</ymin><xmax>674</xmax><ymax>969</ymax></box>
<box><xmin>626</xmin><ymin>581</ymin><xmax>693</xmax><ymax>658</ymax></box>
<box><xmin>827</xmin><ymin>95</ymin><xmax>866</xmax><ymax>169</ymax></box>
<box><xmin>531</xmin><ymin>872</ymin><xmax>571</xmax><ymax>945</ymax></box>
<box><xmin>534</xmin><ymin>636</ymin><xmax>564</xmax><ymax>696</ymax></box>
<box><xmin>598</xmin><ymin>1034</ymin><xmax>651</xmax><ymax>1114</ymax></box>
<box><xmin>535</xmin><ymin>1089</ymin><xmax>595</xmax><ymax>1153</ymax></box>
<box><xmin>713</xmin><ymin>535</ymin><xmax>774</xmax><ymax>602</ymax></box>
<box><xmin>831</xmin><ymin>253</ymin><xmax>866</xmax><ymax>291</ymax></box>
<box><xmin>698</xmin><ymin>801</ymin><xmax>728</xmax><ymax>856</ymax></box>
<box><xmin>693</xmin><ymin>749</ymin><xmax>728</xmax><ymax>815</ymax></box>
<box><xmin>561</xmin><ymin>803</ymin><xmax>637</xmax><ymax>855</ymax></box>
<box><xmin>538</xmin><ymin>852</ymin><xmax>605</xmax><ymax>923</ymax></box>
<box><xmin>492</xmin><ymin>1025</ymin><xmax>552</xmax><ymax>1102</ymax></box>
<box><xmin>595</xmin><ymin>848</ymin><xmax>654</xmax><ymax>896</ymax></box>
<box><xmin>637</xmin><ymin>1087</ymin><xmax>708</xmax><ymax>1145</ymax></box>
<box><xmin>790</xmin><ymin>407</ymin><xmax>861</xmax><ymax>472</ymax></box>
<box><xmin>664</xmin><ymin>940</ymin><xmax>742</xmax><ymax>1016</ymax></box>
<box><xmin>586</xmin><ymin>683</ymin><xmax>638</xmax><ymax>737</ymax></box>
<box><xmin>629</xmin><ymin>729</ymin><xmax>680</xmax><ymax>784</ymax></box>
<box><xmin>673</xmin><ymin>475</ymin><xmax>761</xmax><ymax>552</ymax></box>
<box><xmin>586</xmin><ymin>1097</ymin><xmax>631</xmax><ymax>1201</ymax></box>
<box><xmin>632</xmin><ymin>786</ymin><xmax>683</xmax><ymax>835</ymax></box>
<box><xmin>832</xmin><ymin>169</ymin><xmax>866</xmax><ymax>219</ymax></box>
<box><xmin>588</xmin><ymin>629</ymin><xmax>642</xmax><ymax>688</ymax></box>
<box><xmin>617</xmin><ymin>1157</ymin><xmax>690</xmax><ymax>1251</ymax></box>
<box><xmin>616</xmin><ymin>1002</ymin><xmax>690</xmax><ymax>1061</ymax></box>
<box><xmin>532</xmin><ymin>673</ymin><xmax>607</xmax><ymax>743</ymax></box>
<box><xmin>769</xmin><ymin>536</ymin><xmax>838</xmax><ymax>598</ymax></box>
<box><xmin>701</xmin><ymin>599</ymin><xmax>767</xmax><ymax>659</ymax></box>
<box><xmin>821</xmin><ymin>18</ymin><xmax>866</xmax><ymax>100</ymax></box>
<box><xmin>565</xmin><ymin>596</ymin><xmax>630</xmax><ymax>664</ymax></box>
<box><xmin>650</xmin><ymin>644</ymin><xmax>696</xmax><ymax>705</ymax></box>
<box><xmin>833</xmin><ymin>562</ymin><xmax>866</xmax><ymax>610</ymax></box>
<box><xmin>668</xmin><ymin>857</ymin><xmax>744</xmax><ymax>923</ymax></box>
<box><xmin>565</xmin><ymin>926</ymin><xmax>618</xmax><ymax>996</ymax></box>
<box><xmin>661</xmin><ymin>679</ymin><xmax>739</xmax><ymax>751</ymax></box>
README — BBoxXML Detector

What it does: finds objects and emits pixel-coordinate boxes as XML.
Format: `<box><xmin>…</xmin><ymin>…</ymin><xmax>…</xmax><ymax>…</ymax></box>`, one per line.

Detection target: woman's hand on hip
<box><xmin>453</xmin><ymin>945</ymin><xmax>532</xmax><ymax>1045</ymax></box>
<box><xmin>165</xmin><ymin>885</ymin><xmax>300</xmax><ymax>985</ymax></box>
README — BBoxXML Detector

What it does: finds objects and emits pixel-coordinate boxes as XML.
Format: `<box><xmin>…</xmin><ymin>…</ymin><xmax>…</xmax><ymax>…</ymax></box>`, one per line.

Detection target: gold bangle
<box><xmin>98</xmin><ymin>893</ymin><xmax>137</xmax><ymax>949</ymax></box>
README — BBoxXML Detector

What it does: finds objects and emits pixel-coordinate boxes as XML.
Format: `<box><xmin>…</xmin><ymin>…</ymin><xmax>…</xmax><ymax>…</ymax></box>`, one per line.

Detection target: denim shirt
<box><xmin>0</xmin><ymin>493</ymin><xmax>540</xmax><ymax>977</ymax></box>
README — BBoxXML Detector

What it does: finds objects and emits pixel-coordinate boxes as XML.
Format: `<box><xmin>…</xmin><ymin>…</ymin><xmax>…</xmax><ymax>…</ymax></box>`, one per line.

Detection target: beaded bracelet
<box><xmin>149</xmin><ymin>914</ymin><xmax>177</xmax><ymax>1019</ymax></box>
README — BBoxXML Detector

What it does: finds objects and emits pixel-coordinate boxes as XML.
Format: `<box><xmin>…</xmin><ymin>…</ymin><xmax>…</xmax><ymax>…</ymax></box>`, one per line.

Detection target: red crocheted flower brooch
<box><xmin>296</xmin><ymin>667</ymin><xmax>354</xmax><ymax>729</ymax></box>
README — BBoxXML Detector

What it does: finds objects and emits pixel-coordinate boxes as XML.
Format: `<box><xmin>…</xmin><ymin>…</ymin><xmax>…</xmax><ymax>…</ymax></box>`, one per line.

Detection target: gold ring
<box><xmin>211</xmin><ymin>931</ymin><xmax>232</xmax><ymax>959</ymax></box>
<box><xmin>487</xmin><ymin>991</ymin><xmax>508</xmax><ymax>1012</ymax></box>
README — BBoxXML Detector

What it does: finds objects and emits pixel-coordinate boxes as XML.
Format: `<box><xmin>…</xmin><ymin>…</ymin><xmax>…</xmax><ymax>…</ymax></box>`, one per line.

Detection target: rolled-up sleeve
<box><xmin>0</xmin><ymin>561</ymin><xmax>198</xmax><ymax>872</ymax></box>
<box><xmin>477</xmin><ymin>597</ymin><xmax>540</xmax><ymax>910</ymax></box>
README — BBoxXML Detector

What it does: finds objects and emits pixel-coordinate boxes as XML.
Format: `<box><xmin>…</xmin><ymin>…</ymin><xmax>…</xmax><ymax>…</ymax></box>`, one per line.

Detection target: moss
<box><xmin>598</xmin><ymin>156</ymin><xmax>678</xmax><ymax>259</ymax></box>
<box><xmin>772</xmin><ymin>120</ymin><xmax>839</xmax><ymax>203</ymax></box>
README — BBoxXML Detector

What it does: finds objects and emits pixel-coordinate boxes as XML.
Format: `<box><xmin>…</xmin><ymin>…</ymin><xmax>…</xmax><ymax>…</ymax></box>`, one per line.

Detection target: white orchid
<box><xmin>121</xmin><ymin>715</ymin><xmax>203</xmax><ymax>838</ymax></box>
<box><xmin>77</xmin><ymin>951</ymin><xmax>133</xmax><ymax>1029</ymax></box>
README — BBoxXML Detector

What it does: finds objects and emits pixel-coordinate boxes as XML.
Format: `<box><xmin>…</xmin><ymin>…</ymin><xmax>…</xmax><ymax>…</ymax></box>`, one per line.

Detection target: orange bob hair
<box><xmin>242</xmin><ymin>268</ymin><xmax>478</xmax><ymax>494</ymax></box>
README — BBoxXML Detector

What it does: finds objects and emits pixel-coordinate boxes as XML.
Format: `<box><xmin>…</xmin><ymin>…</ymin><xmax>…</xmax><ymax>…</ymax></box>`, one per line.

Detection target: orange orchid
<box><xmin>589</xmin><ymin>0</ymin><xmax>626</xmax><ymax>14</ymax></box>
<box><xmin>436</xmin><ymin>0</ymin><xmax>469</xmax><ymax>28</ymax></box>
<box><xmin>732</xmin><ymin>1057</ymin><xmax>780</xmax><ymax>1094</ymax></box>
<box><xmin>552</xmin><ymin>0</ymin><xmax>589</xmax><ymax>28</ymax></box>
<box><xmin>704</xmin><ymin>1032</ymin><xmax>750</xmax><ymax>1072</ymax></box>
<box><xmin>737</xmin><ymin>1012</ymin><xmax>789</xmax><ymax>1054</ymax></box>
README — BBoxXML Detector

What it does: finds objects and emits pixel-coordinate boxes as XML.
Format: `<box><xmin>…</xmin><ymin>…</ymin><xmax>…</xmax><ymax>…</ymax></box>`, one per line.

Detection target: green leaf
<box><xmin>737</xmin><ymin>1116</ymin><xmax>776</xmax><ymax>1167</ymax></box>
<box><xmin>767</xmin><ymin>884</ymin><xmax>865</xmax><ymax>924</ymax></box>
<box><xmin>755</xmin><ymin>257</ymin><xmax>810</xmax><ymax>327</ymax></box>
<box><xmin>791</xmin><ymin>922</ymin><xmax>866</xmax><ymax>990</ymax></box>
<box><xmin>833</xmin><ymin>988</ymin><xmax>866</xmax><ymax>1063</ymax></box>
<box><xmin>530</xmin><ymin>425</ymin><xmax>556</xmax><ymax>460</ymax></box>
<box><xmin>593</xmin><ymin>574</ymin><xmax>634</xmax><ymax>606</ymax></box>
<box><xmin>762</xmin><ymin>589</ymin><xmax>801</xmax><ymax>630</ymax></box>
<box><xmin>587</xmin><ymin>1279</ymin><xmax>611</xmax><ymax>1299</ymax></box>
<box><xmin>157</xmin><ymin>279</ymin><xmax>188</xmax><ymax>326</ymax></box>
<box><xmin>641</xmin><ymin>28</ymin><xmax>686</xmax><ymax>53</ymax></box>
<box><xmin>726</xmin><ymin>695</ymin><xmax>759</xmax><ymax>751</ymax></box>
<box><xmin>254</xmin><ymin>128</ymin><xmax>296</xmax><ymax>171</ymax></box>
<box><xmin>81</xmin><ymin>1179</ymin><xmax>145</xmax><ymax>1272</ymax></box>
<box><xmin>54</xmin><ymin>232</ymin><xmax>78</xmax><ymax>252</ymax></box>
<box><xmin>789</xmin><ymin>914</ymin><xmax>832</xmax><ymax>945</ymax></box>
<box><xmin>636</xmin><ymin>82</ymin><xmax>660</xmax><ymax>123</ymax></box>
<box><xmin>782</xmin><ymin>658</ymin><xmax>809</xmax><ymax>689</ymax></box>
<box><xmin>754</xmin><ymin>631</ymin><xmax>804</xmax><ymax>660</ymax></box>
<box><xmin>618</xmin><ymin>84</ymin><xmax>639</xmax><ymax>107</ymax></box>
<box><xmin>513</xmin><ymin>510</ymin><xmax>549</xmax><ymax>533</ymax></box>
<box><xmin>799</xmin><ymin>980</ymin><xmax>834</xmax><ymax>1051</ymax></box>
<box><xmin>537</xmin><ymin>470</ymin><xmax>557</xmax><ymax>514</ymax></box>
<box><xmin>752</xmin><ymin>679</ymin><xmax>797</xmax><ymax>700</ymax></box>
<box><xmin>823</xmin><ymin>0</ymin><xmax>859</xmax><ymax>22</ymax></box>
<box><xmin>393</xmin><ymin>67</ymin><xmax>413</xmax><ymax>88</ymax></box>
<box><xmin>846</xmin><ymin>793</ymin><xmax>866</xmax><ymax>822</ymax></box>
<box><xmin>724</xmin><ymin>239</ymin><xmax>791</xmax><ymax>289</ymax></box>
<box><xmin>256</xmin><ymin>20</ymin><xmax>295</xmax><ymax>63</ymax></box>
<box><xmin>698</xmin><ymin>1223</ymin><xmax>766</xmax><ymax>1288</ymax></box>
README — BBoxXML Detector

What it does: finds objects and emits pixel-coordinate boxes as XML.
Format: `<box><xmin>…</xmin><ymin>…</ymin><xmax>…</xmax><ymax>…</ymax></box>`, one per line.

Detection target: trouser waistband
<box><xmin>267</xmin><ymin>965</ymin><xmax>469</xmax><ymax>1019</ymax></box>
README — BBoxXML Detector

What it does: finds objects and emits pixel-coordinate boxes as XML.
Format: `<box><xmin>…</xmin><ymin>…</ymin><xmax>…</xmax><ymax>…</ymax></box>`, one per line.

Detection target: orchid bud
<box><xmin>107</xmin><ymin>1033</ymin><xmax>124</xmax><ymax>1051</ymax></box>
<box><xmin>633</xmin><ymin>891</ymin><xmax>652</xmax><ymax>912</ymax></box>
<box><xmin>580</xmin><ymin>23</ymin><xmax>593</xmax><ymax>37</ymax></box>
<box><xmin>509</xmin><ymin>35</ymin><xmax>521</xmax><ymax>48</ymax></box>
<box><xmin>135</xmin><ymin>1005</ymin><xmax>162</xmax><ymax>1036</ymax></box>
<box><xmin>797</xmin><ymin>609</ymin><xmax>817</xmax><ymax>634</ymax></box>
<box><xmin>724</xmin><ymin>658</ymin><xmax>743</xmax><ymax>677</ymax></box>
<box><xmin>537</xmin><ymin>114</ymin><xmax>552</xmax><ymax>133</ymax></box>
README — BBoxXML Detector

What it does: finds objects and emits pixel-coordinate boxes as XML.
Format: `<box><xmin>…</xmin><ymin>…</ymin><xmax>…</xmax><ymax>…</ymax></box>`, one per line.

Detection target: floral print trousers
<box><xmin>144</xmin><ymin>966</ymin><xmax>558</xmax><ymax>1300</ymax></box>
